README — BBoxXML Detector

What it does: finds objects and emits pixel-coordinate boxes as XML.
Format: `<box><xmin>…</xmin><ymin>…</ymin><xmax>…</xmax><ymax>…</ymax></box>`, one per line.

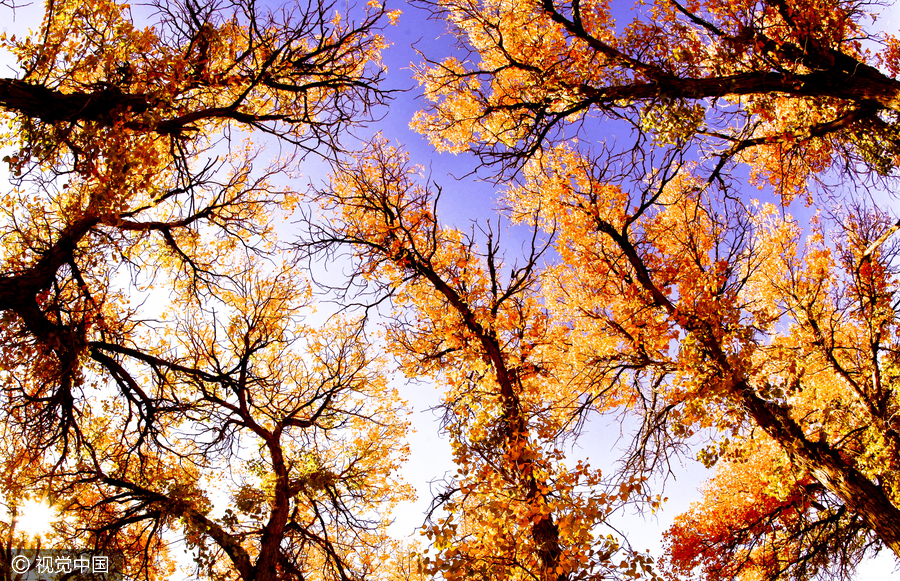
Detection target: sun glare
<box><xmin>16</xmin><ymin>500</ymin><xmax>56</xmax><ymax>537</ymax></box>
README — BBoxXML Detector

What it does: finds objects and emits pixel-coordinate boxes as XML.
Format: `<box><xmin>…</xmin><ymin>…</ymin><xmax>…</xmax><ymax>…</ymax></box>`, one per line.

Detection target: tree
<box><xmin>0</xmin><ymin>0</ymin><xmax>412</xmax><ymax>579</ymax></box>
<box><xmin>413</xmin><ymin>0</ymin><xmax>900</xmax><ymax>187</ymax></box>
<box><xmin>412</xmin><ymin>0</ymin><xmax>900</xmax><ymax>577</ymax></box>
<box><xmin>4</xmin><ymin>267</ymin><xmax>412</xmax><ymax>581</ymax></box>
<box><xmin>499</xmin><ymin>139</ymin><xmax>900</xmax><ymax>578</ymax></box>
<box><xmin>664</xmin><ymin>434</ymin><xmax>879</xmax><ymax>580</ymax></box>
<box><xmin>656</xmin><ymin>203</ymin><xmax>900</xmax><ymax>580</ymax></box>
<box><xmin>303</xmin><ymin>139</ymin><xmax>662</xmax><ymax>581</ymax></box>
<box><xmin>76</xmin><ymin>272</ymin><xmax>411</xmax><ymax>581</ymax></box>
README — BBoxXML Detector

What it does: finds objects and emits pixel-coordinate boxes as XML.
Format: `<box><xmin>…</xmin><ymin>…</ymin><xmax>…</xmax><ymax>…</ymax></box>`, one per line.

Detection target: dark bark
<box><xmin>576</xmin><ymin>69</ymin><xmax>900</xmax><ymax>114</ymax></box>
<box><xmin>735</xmin><ymin>383</ymin><xmax>900</xmax><ymax>559</ymax></box>
<box><xmin>0</xmin><ymin>216</ymin><xmax>100</xmax><ymax>309</ymax></box>
<box><xmin>0</xmin><ymin>79</ymin><xmax>150</xmax><ymax>124</ymax></box>
<box><xmin>254</xmin><ymin>436</ymin><xmax>292</xmax><ymax>581</ymax></box>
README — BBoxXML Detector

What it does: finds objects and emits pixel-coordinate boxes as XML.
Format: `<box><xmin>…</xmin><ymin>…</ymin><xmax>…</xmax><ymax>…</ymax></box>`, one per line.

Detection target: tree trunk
<box><xmin>736</xmin><ymin>382</ymin><xmax>900</xmax><ymax>558</ymax></box>
<box><xmin>0</xmin><ymin>79</ymin><xmax>149</xmax><ymax>124</ymax></box>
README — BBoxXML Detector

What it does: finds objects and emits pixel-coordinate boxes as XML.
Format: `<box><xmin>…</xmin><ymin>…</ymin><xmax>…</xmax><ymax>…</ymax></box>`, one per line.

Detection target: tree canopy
<box><xmin>0</xmin><ymin>1</ymin><xmax>409</xmax><ymax>580</ymax></box>
<box><xmin>0</xmin><ymin>0</ymin><xmax>899</xmax><ymax>580</ymax></box>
